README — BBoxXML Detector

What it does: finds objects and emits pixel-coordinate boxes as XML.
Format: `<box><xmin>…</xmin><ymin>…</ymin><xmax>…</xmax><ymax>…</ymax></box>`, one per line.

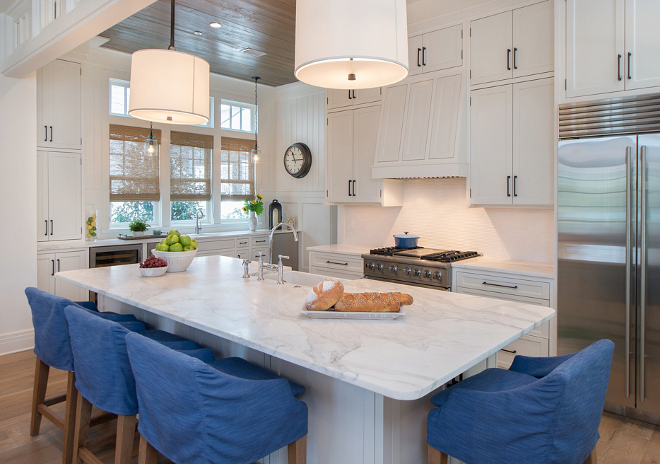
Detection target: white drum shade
<box><xmin>128</xmin><ymin>49</ymin><xmax>210</xmax><ymax>125</ymax></box>
<box><xmin>294</xmin><ymin>0</ymin><xmax>408</xmax><ymax>89</ymax></box>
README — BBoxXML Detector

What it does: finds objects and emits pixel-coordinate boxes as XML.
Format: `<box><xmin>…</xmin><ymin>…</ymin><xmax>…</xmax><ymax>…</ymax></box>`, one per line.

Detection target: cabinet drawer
<box><xmin>454</xmin><ymin>271</ymin><xmax>550</xmax><ymax>300</ymax></box>
<box><xmin>310</xmin><ymin>252</ymin><xmax>363</xmax><ymax>274</ymax></box>
<box><xmin>235</xmin><ymin>248</ymin><xmax>251</xmax><ymax>260</ymax></box>
<box><xmin>197</xmin><ymin>239</ymin><xmax>235</xmax><ymax>252</ymax></box>
<box><xmin>309</xmin><ymin>265</ymin><xmax>364</xmax><ymax>281</ymax></box>
<box><xmin>497</xmin><ymin>335</ymin><xmax>549</xmax><ymax>369</ymax></box>
<box><xmin>251</xmin><ymin>236</ymin><xmax>269</xmax><ymax>247</ymax></box>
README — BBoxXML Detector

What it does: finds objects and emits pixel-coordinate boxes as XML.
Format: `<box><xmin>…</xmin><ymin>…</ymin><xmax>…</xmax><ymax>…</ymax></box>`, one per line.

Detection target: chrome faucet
<box><xmin>242</xmin><ymin>259</ymin><xmax>251</xmax><ymax>278</ymax></box>
<box><xmin>268</xmin><ymin>222</ymin><xmax>298</xmax><ymax>265</ymax></box>
<box><xmin>195</xmin><ymin>209</ymin><xmax>203</xmax><ymax>234</ymax></box>
<box><xmin>255</xmin><ymin>252</ymin><xmax>266</xmax><ymax>281</ymax></box>
<box><xmin>277</xmin><ymin>255</ymin><xmax>289</xmax><ymax>284</ymax></box>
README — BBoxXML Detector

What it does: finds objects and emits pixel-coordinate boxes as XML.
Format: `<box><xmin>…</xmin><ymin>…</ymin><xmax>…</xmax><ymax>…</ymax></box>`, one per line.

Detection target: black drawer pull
<box><xmin>482</xmin><ymin>281</ymin><xmax>518</xmax><ymax>289</ymax></box>
<box><xmin>326</xmin><ymin>260</ymin><xmax>348</xmax><ymax>266</ymax></box>
<box><xmin>501</xmin><ymin>348</ymin><xmax>517</xmax><ymax>354</ymax></box>
<box><xmin>51</xmin><ymin>260</ymin><xmax>55</xmax><ymax>276</ymax></box>
<box><xmin>255</xmin><ymin>240</ymin><xmax>266</xmax><ymax>243</ymax></box>
<box><xmin>45</xmin><ymin>220</ymin><xmax>48</xmax><ymax>236</ymax></box>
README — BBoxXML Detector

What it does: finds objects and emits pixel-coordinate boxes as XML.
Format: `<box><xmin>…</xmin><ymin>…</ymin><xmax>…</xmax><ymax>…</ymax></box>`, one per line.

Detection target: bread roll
<box><xmin>305</xmin><ymin>279</ymin><xmax>344</xmax><ymax>311</ymax></box>
<box><xmin>334</xmin><ymin>292</ymin><xmax>412</xmax><ymax>313</ymax></box>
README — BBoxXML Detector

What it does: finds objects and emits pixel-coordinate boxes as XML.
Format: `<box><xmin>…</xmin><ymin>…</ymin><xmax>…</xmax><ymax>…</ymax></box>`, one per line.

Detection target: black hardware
<box><xmin>422</xmin><ymin>47</ymin><xmax>427</xmax><ymax>66</ymax></box>
<box><xmin>57</xmin><ymin>259</ymin><xmax>60</xmax><ymax>272</ymax></box>
<box><xmin>501</xmin><ymin>348</ymin><xmax>517</xmax><ymax>354</ymax></box>
<box><xmin>49</xmin><ymin>126</ymin><xmax>53</xmax><ymax>142</ymax></box>
<box><xmin>352</xmin><ymin>180</ymin><xmax>356</xmax><ymax>197</ymax></box>
<box><xmin>51</xmin><ymin>260</ymin><xmax>55</xmax><ymax>276</ymax></box>
<box><xmin>255</xmin><ymin>239</ymin><xmax>266</xmax><ymax>243</ymax></box>
<box><xmin>44</xmin><ymin>126</ymin><xmax>48</xmax><ymax>142</ymax></box>
<box><xmin>482</xmin><ymin>281</ymin><xmax>519</xmax><ymax>289</ymax></box>
<box><xmin>352</xmin><ymin>90</ymin><xmax>356</xmax><ymax>99</ymax></box>
<box><xmin>50</xmin><ymin>220</ymin><xmax>53</xmax><ymax>235</ymax></box>
<box><xmin>45</xmin><ymin>220</ymin><xmax>48</xmax><ymax>236</ymax></box>
<box><xmin>348</xmin><ymin>90</ymin><xmax>352</xmax><ymax>100</ymax></box>
<box><xmin>513</xmin><ymin>175</ymin><xmax>518</xmax><ymax>197</ymax></box>
<box><xmin>326</xmin><ymin>261</ymin><xmax>349</xmax><ymax>266</ymax></box>
<box><xmin>507</xmin><ymin>49</ymin><xmax>511</xmax><ymax>71</ymax></box>
<box><xmin>513</xmin><ymin>48</ymin><xmax>518</xmax><ymax>69</ymax></box>
<box><xmin>417</xmin><ymin>48</ymin><xmax>421</xmax><ymax>67</ymax></box>
<box><xmin>506</xmin><ymin>176</ymin><xmax>511</xmax><ymax>197</ymax></box>
<box><xmin>618</xmin><ymin>54</ymin><xmax>622</xmax><ymax>81</ymax></box>
<box><xmin>348</xmin><ymin>180</ymin><xmax>352</xmax><ymax>196</ymax></box>
<box><xmin>628</xmin><ymin>52</ymin><xmax>632</xmax><ymax>80</ymax></box>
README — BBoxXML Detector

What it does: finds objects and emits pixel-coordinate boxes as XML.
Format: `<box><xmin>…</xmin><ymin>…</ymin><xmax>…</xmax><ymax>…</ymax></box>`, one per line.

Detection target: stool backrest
<box><xmin>126</xmin><ymin>332</ymin><xmax>308</xmax><ymax>464</ymax></box>
<box><xmin>64</xmin><ymin>305</ymin><xmax>144</xmax><ymax>416</ymax></box>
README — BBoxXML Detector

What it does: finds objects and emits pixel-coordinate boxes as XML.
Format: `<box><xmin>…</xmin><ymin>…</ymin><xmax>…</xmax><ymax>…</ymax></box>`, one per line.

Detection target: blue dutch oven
<box><xmin>393</xmin><ymin>232</ymin><xmax>419</xmax><ymax>249</ymax></box>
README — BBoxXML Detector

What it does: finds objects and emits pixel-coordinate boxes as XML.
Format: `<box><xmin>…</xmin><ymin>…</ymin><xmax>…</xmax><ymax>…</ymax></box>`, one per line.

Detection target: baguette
<box><xmin>334</xmin><ymin>292</ymin><xmax>413</xmax><ymax>313</ymax></box>
<box><xmin>305</xmin><ymin>279</ymin><xmax>344</xmax><ymax>311</ymax></box>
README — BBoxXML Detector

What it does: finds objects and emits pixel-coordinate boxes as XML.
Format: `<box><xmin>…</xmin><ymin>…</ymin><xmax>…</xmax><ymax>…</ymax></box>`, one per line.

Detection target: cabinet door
<box><xmin>512</xmin><ymin>1</ymin><xmax>553</xmax><ymax>79</ymax></box>
<box><xmin>423</xmin><ymin>24</ymin><xmax>463</xmax><ymax>73</ymax></box>
<box><xmin>37</xmin><ymin>254</ymin><xmax>56</xmax><ymax>295</ymax></box>
<box><xmin>625</xmin><ymin>0</ymin><xmax>660</xmax><ymax>91</ymax></box>
<box><xmin>376</xmin><ymin>84</ymin><xmax>407</xmax><ymax>163</ymax></box>
<box><xmin>37</xmin><ymin>151</ymin><xmax>49</xmax><ymax>242</ymax></box>
<box><xmin>428</xmin><ymin>73</ymin><xmax>463</xmax><ymax>160</ymax></box>
<box><xmin>55</xmin><ymin>251</ymin><xmax>88</xmax><ymax>301</ymax></box>
<box><xmin>401</xmin><ymin>79</ymin><xmax>434</xmax><ymax>161</ymax></box>
<box><xmin>37</xmin><ymin>66</ymin><xmax>54</xmax><ymax>146</ymax></box>
<box><xmin>470</xmin><ymin>12</ymin><xmax>513</xmax><ymax>85</ymax></box>
<box><xmin>326</xmin><ymin>110</ymin><xmax>354</xmax><ymax>202</ymax></box>
<box><xmin>408</xmin><ymin>34</ymin><xmax>424</xmax><ymax>76</ymax></box>
<box><xmin>353</xmin><ymin>106</ymin><xmax>382</xmax><ymax>203</ymax></box>
<box><xmin>513</xmin><ymin>78</ymin><xmax>554</xmax><ymax>206</ymax></box>
<box><xmin>41</xmin><ymin>60</ymin><xmax>81</xmax><ymax>149</ymax></box>
<box><xmin>566</xmin><ymin>0</ymin><xmax>625</xmax><ymax>97</ymax></box>
<box><xmin>327</xmin><ymin>89</ymin><xmax>352</xmax><ymax>109</ymax></box>
<box><xmin>48</xmin><ymin>152</ymin><xmax>82</xmax><ymax>240</ymax></box>
<box><xmin>470</xmin><ymin>85</ymin><xmax>513</xmax><ymax>205</ymax></box>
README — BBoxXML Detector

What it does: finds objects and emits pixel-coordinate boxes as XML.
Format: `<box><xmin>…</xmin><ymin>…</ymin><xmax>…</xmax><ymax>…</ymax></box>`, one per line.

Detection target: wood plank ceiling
<box><xmin>99</xmin><ymin>0</ymin><xmax>297</xmax><ymax>87</ymax></box>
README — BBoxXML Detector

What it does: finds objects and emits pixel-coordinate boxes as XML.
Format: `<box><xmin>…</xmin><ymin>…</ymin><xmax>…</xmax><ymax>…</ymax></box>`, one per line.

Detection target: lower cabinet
<box><xmin>37</xmin><ymin>249</ymin><xmax>88</xmax><ymax>301</ymax></box>
<box><xmin>309</xmin><ymin>251</ymin><xmax>364</xmax><ymax>280</ymax></box>
<box><xmin>454</xmin><ymin>269</ymin><xmax>552</xmax><ymax>369</ymax></box>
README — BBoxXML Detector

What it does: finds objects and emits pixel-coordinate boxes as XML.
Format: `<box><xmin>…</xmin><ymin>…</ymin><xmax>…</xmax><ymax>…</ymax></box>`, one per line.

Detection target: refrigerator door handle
<box><xmin>640</xmin><ymin>145</ymin><xmax>647</xmax><ymax>402</ymax></box>
<box><xmin>625</xmin><ymin>146</ymin><xmax>632</xmax><ymax>399</ymax></box>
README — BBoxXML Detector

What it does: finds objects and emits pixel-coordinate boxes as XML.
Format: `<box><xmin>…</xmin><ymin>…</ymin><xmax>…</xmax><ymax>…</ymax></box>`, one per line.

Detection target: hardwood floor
<box><xmin>1</xmin><ymin>350</ymin><xmax>659</xmax><ymax>463</ymax></box>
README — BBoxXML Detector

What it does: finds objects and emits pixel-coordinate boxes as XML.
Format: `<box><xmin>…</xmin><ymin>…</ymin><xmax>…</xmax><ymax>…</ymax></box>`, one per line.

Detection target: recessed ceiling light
<box><xmin>193</xmin><ymin>31</ymin><xmax>202</xmax><ymax>36</ymax></box>
<box><xmin>210</xmin><ymin>22</ymin><xmax>222</xmax><ymax>28</ymax></box>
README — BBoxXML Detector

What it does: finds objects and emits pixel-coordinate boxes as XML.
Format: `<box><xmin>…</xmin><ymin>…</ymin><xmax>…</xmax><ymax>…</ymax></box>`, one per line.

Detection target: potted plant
<box><xmin>128</xmin><ymin>219</ymin><xmax>150</xmax><ymax>237</ymax></box>
<box><xmin>242</xmin><ymin>194</ymin><xmax>263</xmax><ymax>231</ymax></box>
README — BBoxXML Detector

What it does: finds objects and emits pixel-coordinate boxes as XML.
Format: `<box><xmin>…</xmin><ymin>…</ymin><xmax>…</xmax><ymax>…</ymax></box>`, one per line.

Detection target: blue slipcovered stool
<box><xmin>24</xmin><ymin>287</ymin><xmax>139</xmax><ymax>464</ymax></box>
<box><xmin>125</xmin><ymin>332</ymin><xmax>309</xmax><ymax>464</ymax></box>
<box><xmin>427</xmin><ymin>339</ymin><xmax>614</xmax><ymax>464</ymax></box>
<box><xmin>63</xmin><ymin>304</ymin><xmax>214</xmax><ymax>464</ymax></box>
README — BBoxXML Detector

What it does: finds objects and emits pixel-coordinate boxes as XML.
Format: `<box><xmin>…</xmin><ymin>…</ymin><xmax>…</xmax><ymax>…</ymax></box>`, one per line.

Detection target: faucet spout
<box><xmin>268</xmin><ymin>222</ymin><xmax>297</xmax><ymax>265</ymax></box>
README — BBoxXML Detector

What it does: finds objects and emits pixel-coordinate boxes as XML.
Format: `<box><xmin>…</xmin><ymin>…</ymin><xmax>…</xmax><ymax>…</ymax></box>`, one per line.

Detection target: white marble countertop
<box><xmin>306</xmin><ymin>244</ymin><xmax>372</xmax><ymax>257</ymax></box>
<box><xmin>451</xmin><ymin>257</ymin><xmax>555</xmax><ymax>279</ymax></box>
<box><xmin>56</xmin><ymin>256</ymin><xmax>554</xmax><ymax>401</ymax></box>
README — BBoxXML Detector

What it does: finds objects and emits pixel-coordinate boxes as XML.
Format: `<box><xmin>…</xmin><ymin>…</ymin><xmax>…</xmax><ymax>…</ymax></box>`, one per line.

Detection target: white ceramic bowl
<box><xmin>139</xmin><ymin>265</ymin><xmax>168</xmax><ymax>277</ymax></box>
<box><xmin>151</xmin><ymin>249</ymin><xmax>197</xmax><ymax>272</ymax></box>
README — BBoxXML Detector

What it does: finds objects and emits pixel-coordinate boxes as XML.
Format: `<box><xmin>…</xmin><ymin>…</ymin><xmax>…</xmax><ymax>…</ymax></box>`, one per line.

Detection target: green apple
<box><xmin>190</xmin><ymin>238</ymin><xmax>198</xmax><ymax>249</ymax></box>
<box><xmin>156</xmin><ymin>243</ymin><xmax>170</xmax><ymax>252</ymax></box>
<box><xmin>168</xmin><ymin>229</ymin><xmax>181</xmax><ymax>237</ymax></box>
<box><xmin>160</xmin><ymin>238</ymin><xmax>167</xmax><ymax>244</ymax></box>
<box><xmin>179</xmin><ymin>235</ymin><xmax>192</xmax><ymax>247</ymax></box>
<box><xmin>165</xmin><ymin>235</ymin><xmax>180</xmax><ymax>246</ymax></box>
<box><xmin>169</xmin><ymin>243</ymin><xmax>183</xmax><ymax>252</ymax></box>
<box><xmin>183</xmin><ymin>245</ymin><xmax>194</xmax><ymax>251</ymax></box>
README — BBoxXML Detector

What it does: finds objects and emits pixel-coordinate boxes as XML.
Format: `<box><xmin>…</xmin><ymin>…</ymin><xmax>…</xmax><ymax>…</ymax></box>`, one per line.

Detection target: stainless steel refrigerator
<box><xmin>558</xmin><ymin>95</ymin><xmax>660</xmax><ymax>424</ymax></box>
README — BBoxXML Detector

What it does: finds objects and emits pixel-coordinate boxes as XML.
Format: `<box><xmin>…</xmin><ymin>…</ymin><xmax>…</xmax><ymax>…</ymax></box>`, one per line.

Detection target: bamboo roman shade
<box><xmin>109</xmin><ymin>124</ymin><xmax>161</xmax><ymax>201</ymax></box>
<box><xmin>170</xmin><ymin>131</ymin><xmax>213</xmax><ymax>201</ymax></box>
<box><xmin>220</xmin><ymin>137</ymin><xmax>255</xmax><ymax>200</ymax></box>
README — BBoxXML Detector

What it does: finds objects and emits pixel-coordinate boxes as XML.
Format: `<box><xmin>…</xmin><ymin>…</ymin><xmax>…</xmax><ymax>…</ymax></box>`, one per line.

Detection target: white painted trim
<box><xmin>0</xmin><ymin>329</ymin><xmax>34</xmax><ymax>356</ymax></box>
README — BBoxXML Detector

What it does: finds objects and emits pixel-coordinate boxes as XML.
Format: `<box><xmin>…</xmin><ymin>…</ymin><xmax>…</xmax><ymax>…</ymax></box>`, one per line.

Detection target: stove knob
<box><xmin>414</xmin><ymin>269</ymin><xmax>422</xmax><ymax>277</ymax></box>
<box><xmin>368</xmin><ymin>262</ymin><xmax>376</xmax><ymax>270</ymax></box>
<box><xmin>434</xmin><ymin>272</ymin><xmax>443</xmax><ymax>281</ymax></box>
<box><xmin>404</xmin><ymin>267</ymin><xmax>412</xmax><ymax>276</ymax></box>
<box><xmin>390</xmin><ymin>265</ymin><xmax>398</xmax><ymax>273</ymax></box>
<box><xmin>424</xmin><ymin>270</ymin><xmax>432</xmax><ymax>278</ymax></box>
<box><xmin>377</xmin><ymin>264</ymin><xmax>384</xmax><ymax>272</ymax></box>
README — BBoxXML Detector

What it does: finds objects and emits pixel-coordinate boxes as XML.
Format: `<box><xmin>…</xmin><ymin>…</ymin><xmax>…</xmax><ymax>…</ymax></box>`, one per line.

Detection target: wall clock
<box><xmin>284</xmin><ymin>142</ymin><xmax>312</xmax><ymax>178</ymax></box>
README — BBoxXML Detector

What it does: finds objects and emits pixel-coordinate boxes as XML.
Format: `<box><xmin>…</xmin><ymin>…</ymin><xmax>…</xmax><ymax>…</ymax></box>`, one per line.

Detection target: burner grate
<box><xmin>369</xmin><ymin>246</ymin><xmax>423</xmax><ymax>256</ymax></box>
<box><xmin>422</xmin><ymin>251</ymin><xmax>480</xmax><ymax>262</ymax></box>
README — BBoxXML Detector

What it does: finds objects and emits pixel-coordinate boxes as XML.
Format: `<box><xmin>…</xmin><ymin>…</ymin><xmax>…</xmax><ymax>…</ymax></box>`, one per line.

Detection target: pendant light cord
<box><xmin>168</xmin><ymin>0</ymin><xmax>176</xmax><ymax>50</ymax></box>
<box><xmin>253</xmin><ymin>76</ymin><xmax>260</xmax><ymax>149</ymax></box>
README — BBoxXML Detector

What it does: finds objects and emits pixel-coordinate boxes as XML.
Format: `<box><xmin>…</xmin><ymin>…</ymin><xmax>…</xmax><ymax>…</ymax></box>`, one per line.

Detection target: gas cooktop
<box><xmin>369</xmin><ymin>247</ymin><xmax>480</xmax><ymax>263</ymax></box>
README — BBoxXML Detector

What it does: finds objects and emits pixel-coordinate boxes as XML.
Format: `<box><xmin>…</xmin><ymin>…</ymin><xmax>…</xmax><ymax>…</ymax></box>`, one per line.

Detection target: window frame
<box><xmin>220</xmin><ymin>99</ymin><xmax>257</xmax><ymax>133</ymax></box>
<box><xmin>109</xmin><ymin>79</ymin><xmax>131</xmax><ymax>117</ymax></box>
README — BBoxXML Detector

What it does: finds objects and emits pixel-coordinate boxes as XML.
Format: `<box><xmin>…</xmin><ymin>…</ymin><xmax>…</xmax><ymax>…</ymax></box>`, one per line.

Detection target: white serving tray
<box><xmin>301</xmin><ymin>310</ymin><xmax>405</xmax><ymax>320</ymax></box>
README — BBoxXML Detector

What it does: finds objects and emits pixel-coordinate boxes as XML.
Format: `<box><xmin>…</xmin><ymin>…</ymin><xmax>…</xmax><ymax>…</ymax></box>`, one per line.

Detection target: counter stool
<box><xmin>125</xmin><ymin>332</ymin><xmax>309</xmax><ymax>464</ymax></box>
<box><xmin>24</xmin><ymin>287</ymin><xmax>140</xmax><ymax>464</ymax></box>
<box><xmin>426</xmin><ymin>339</ymin><xmax>614</xmax><ymax>464</ymax></box>
<box><xmin>63</xmin><ymin>304</ymin><xmax>214</xmax><ymax>464</ymax></box>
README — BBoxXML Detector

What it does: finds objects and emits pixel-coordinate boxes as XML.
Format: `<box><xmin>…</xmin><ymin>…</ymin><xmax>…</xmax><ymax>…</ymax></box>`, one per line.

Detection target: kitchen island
<box><xmin>57</xmin><ymin>255</ymin><xmax>554</xmax><ymax>464</ymax></box>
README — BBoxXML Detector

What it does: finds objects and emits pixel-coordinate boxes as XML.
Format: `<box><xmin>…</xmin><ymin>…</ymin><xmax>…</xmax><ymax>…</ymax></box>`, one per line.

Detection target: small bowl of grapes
<box><xmin>139</xmin><ymin>255</ymin><xmax>169</xmax><ymax>277</ymax></box>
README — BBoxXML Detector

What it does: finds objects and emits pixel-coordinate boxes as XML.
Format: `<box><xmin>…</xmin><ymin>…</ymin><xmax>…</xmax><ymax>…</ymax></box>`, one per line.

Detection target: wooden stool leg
<box><xmin>428</xmin><ymin>444</ymin><xmax>448</xmax><ymax>464</ymax></box>
<box><xmin>72</xmin><ymin>394</ymin><xmax>93</xmax><ymax>464</ymax></box>
<box><xmin>62</xmin><ymin>371</ymin><xmax>78</xmax><ymax>464</ymax></box>
<box><xmin>583</xmin><ymin>447</ymin><xmax>597</xmax><ymax>464</ymax></box>
<box><xmin>138</xmin><ymin>435</ymin><xmax>159</xmax><ymax>464</ymax></box>
<box><xmin>288</xmin><ymin>435</ymin><xmax>307</xmax><ymax>464</ymax></box>
<box><xmin>115</xmin><ymin>414</ymin><xmax>138</xmax><ymax>464</ymax></box>
<box><xmin>30</xmin><ymin>357</ymin><xmax>50</xmax><ymax>436</ymax></box>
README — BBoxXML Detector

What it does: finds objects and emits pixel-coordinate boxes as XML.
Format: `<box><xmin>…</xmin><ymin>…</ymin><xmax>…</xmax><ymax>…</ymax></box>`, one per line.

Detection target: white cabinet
<box><xmin>624</xmin><ymin>0</ymin><xmax>660</xmax><ymax>91</ymax></box>
<box><xmin>37</xmin><ymin>59</ymin><xmax>81</xmax><ymax>150</ymax></box>
<box><xmin>38</xmin><ymin>250</ymin><xmax>88</xmax><ymax>301</ymax></box>
<box><xmin>37</xmin><ymin>151</ymin><xmax>82</xmax><ymax>241</ymax></box>
<box><xmin>326</xmin><ymin>87</ymin><xmax>382</xmax><ymax>110</ymax></box>
<box><xmin>470</xmin><ymin>1</ymin><xmax>553</xmax><ymax>85</ymax></box>
<box><xmin>408</xmin><ymin>24</ymin><xmax>463</xmax><ymax>76</ymax></box>
<box><xmin>309</xmin><ymin>251</ymin><xmax>364</xmax><ymax>280</ymax></box>
<box><xmin>470</xmin><ymin>78</ymin><xmax>553</xmax><ymax>206</ymax></box>
<box><xmin>373</xmin><ymin>72</ymin><xmax>466</xmax><ymax>178</ymax></box>
<box><xmin>326</xmin><ymin>106</ymin><xmax>402</xmax><ymax>205</ymax></box>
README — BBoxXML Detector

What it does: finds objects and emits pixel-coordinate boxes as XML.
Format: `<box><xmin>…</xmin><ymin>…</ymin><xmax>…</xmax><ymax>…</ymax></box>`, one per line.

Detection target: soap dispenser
<box><xmin>269</xmin><ymin>199</ymin><xmax>283</xmax><ymax>229</ymax></box>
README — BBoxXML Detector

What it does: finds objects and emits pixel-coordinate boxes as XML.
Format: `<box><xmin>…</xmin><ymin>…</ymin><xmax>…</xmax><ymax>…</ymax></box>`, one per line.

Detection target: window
<box><xmin>220</xmin><ymin>137</ymin><xmax>255</xmax><ymax>220</ymax></box>
<box><xmin>220</xmin><ymin>100</ymin><xmax>255</xmax><ymax>132</ymax></box>
<box><xmin>109</xmin><ymin>79</ymin><xmax>130</xmax><ymax>116</ymax></box>
<box><xmin>170</xmin><ymin>131</ymin><xmax>213</xmax><ymax>221</ymax></box>
<box><xmin>195</xmin><ymin>97</ymin><xmax>215</xmax><ymax>129</ymax></box>
<box><xmin>109</xmin><ymin>124</ymin><xmax>161</xmax><ymax>224</ymax></box>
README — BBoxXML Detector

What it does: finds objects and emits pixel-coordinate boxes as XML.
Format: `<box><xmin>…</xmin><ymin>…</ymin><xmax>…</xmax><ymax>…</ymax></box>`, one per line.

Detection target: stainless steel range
<box><xmin>361</xmin><ymin>248</ymin><xmax>480</xmax><ymax>290</ymax></box>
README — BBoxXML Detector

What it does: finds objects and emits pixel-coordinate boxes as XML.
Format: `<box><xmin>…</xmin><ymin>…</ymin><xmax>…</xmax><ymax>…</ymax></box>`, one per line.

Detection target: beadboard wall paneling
<box><xmin>341</xmin><ymin>178</ymin><xmax>554</xmax><ymax>263</ymax></box>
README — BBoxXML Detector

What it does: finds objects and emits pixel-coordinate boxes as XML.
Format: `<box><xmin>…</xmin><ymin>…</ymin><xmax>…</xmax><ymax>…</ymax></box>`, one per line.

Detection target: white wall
<box><xmin>0</xmin><ymin>73</ymin><xmax>37</xmax><ymax>354</ymax></box>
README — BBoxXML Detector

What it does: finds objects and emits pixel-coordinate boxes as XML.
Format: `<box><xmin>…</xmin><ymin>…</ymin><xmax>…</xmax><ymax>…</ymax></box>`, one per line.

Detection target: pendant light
<box><xmin>145</xmin><ymin>122</ymin><xmax>156</xmax><ymax>154</ymax></box>
<box><xmin>128</xmin><ymin>0</ymin><xmax>210</xmax><ymax>125</ymax></box>
<box><xmin>294</xmin><ymin>0</ymin><xmax>408</xmax><ymax>89</ymax></box>
<box><xmin>251</xmin><ymin>76</ymin><xmax>261</xmax><ymax>163</ymax></box>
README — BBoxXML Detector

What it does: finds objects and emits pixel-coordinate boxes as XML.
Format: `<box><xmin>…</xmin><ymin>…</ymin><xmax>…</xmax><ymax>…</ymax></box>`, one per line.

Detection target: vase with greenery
<box><xmin>128</xmin><ymin>219</ymin><xmax>150</xmax><ymax>237</ymax></box>
<box><xmin>242</xmin><ymin>194</ymin><xmax>263</xmax><ymax>231</ymax></box>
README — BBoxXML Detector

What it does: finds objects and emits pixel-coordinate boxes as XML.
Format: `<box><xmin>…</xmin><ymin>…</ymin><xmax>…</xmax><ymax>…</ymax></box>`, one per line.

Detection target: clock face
<box><xmin>284</xmin><ymin>143</ymin><xmax>312</xmax><ymax>178</ymax></box>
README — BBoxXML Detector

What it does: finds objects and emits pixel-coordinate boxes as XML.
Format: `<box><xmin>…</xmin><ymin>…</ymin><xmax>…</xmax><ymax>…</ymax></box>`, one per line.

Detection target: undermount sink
<box><xmin>264</xmin><ymin>270</ymin><xmax>348</xmax><ymax>287</ymax></box>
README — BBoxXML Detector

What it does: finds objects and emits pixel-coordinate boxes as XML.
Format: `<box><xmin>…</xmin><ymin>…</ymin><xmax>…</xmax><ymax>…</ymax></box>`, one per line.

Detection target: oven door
<box><xmin>362</xmin><ymin>274</ymin><xmax>450</xmax><ymax>291</ymax></box>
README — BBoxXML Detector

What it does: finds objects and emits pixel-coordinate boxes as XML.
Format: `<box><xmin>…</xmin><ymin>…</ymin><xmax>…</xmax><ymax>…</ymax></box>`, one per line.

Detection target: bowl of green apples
<box><xmin>151</xmin><ymin>229</ymin><xmax>198</xmax><ymax>272</ymax></box>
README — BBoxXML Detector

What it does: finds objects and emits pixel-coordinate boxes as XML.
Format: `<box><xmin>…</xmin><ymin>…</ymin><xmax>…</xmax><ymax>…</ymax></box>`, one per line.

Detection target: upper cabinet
<box><xmin>566</xmin><ymin>0</ymin><xmax>660</xmax><ymax>97</ymax></box>
<box><xmin>408</xmin><ymin>24</ymin><xmax>463</xmax><ymax>77</ymax></box>
<box><xmin>470</xmin><ymin>1</ymin><xmax>553</xmax><ymax>86</ymax></box>
<box><xmin>37</xmin><ymin>59</ymin><xmax>81</xmax><ymax>150</ymax></box>
<box><xmin>326</xmin><ymin>87</ymin><xmax>382</xmax><ymax>110</ymax></box>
